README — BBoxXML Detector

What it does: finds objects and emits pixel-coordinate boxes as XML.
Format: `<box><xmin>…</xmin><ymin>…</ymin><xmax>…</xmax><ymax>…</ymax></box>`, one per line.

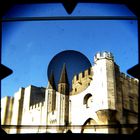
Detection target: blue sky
<box><xmin>1</xmin><ymin>3</ymin><xmax>138</xmax><ymax>98</ymax></box>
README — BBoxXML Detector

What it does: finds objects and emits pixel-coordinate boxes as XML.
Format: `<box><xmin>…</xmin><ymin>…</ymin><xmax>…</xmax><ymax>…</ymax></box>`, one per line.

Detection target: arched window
<box><xmin>83</xmin><ymin>93</ymin><xmax>92</xmax><ymax>108</ymax></box>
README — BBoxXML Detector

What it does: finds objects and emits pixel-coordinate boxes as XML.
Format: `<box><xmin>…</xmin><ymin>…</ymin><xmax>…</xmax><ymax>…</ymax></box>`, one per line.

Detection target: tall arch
<box><xmin>81</xmin><ymin>118</ymin><xmax>97</xmax><ymax>133</ymax></box>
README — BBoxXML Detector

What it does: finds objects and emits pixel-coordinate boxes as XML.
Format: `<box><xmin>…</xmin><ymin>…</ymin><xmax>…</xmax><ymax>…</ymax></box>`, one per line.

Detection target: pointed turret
<box><xmin>58</xmin><ymin>63</ymin><xmax>69</xmax><ymax>94</ymax></box>
<box><xmin>47</xmin><ymin>71</ymin><xmax>56</xmax><ymax>113</ymax></box>
<box><xmin>58</xmin><ymin>64</ymin><xmax>70</xmax><ymax>126</ymax></box>
<box><xmin>48</xmin><ymin>71</ymin><xmax>56</xmax><ymax>90</ymax></box>
<box><xmin>59</xmin><ymin>63</ymin><xmax>69</xmax><ymax>84</ymax></box>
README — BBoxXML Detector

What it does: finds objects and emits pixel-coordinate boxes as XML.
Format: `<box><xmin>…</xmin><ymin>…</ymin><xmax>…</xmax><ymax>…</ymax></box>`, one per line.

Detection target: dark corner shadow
<box><xmin>1</xmin><ymin>132</ymin><xmax>140</xmax><ymax>140</ymax></box>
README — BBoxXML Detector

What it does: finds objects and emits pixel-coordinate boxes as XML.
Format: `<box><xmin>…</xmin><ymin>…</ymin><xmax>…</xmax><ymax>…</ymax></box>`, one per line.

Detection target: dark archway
<box><xmin>81</xmin><ymin>118</ymin><xmax>97</xmax><ymax>133</ymax></box>
<box><xmin>66</xmin><ymin>130</ymin><xmax>72</xmax><ymax>133</ymax></box>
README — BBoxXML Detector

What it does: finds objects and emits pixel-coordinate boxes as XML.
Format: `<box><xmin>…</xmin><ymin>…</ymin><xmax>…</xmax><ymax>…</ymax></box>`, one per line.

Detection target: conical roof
<box><xmin>59</xmin><ymin>63</ymin><xmax>69</xmax><ymax>84</ymax></box>
<box><xmin>48</xmin><ymin>71</ymin><xmax>56</xmax><ymax>90</ymax></box>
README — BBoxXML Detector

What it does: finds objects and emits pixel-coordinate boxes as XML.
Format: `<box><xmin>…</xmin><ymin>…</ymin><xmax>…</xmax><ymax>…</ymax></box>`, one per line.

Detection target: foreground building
<box><xmin>1</xmin><ymin>51</ymin><xmax>139</xmax><ymax>134</ymax></box>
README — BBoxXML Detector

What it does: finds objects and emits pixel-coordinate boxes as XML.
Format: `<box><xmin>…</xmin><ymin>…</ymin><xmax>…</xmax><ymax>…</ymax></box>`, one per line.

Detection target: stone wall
<box><xmin>1</xmin><ymin>96</ymin><xmax>14</xmax><ymax>133</ymax></box>
<box><xmin>71</xmin><ymin>67</ymin><xmax>93</xmax><ymax>95</ymax></box>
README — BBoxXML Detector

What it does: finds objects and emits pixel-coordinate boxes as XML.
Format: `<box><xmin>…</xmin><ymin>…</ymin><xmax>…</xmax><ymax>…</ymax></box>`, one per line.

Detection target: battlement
<box><xmin>72</xmin><ymin>67</ymin><xmax>93</xmax><ymax>84</ymax></box>
<box><xmin>71</xmin><ymin>67</ymin><xmax>93</xmax><ymax>95</ymax></box>
<box><xmin>94</xmin><ymin>51</ymin><xmax>114</xmax><ymax>62</ymax></box>
<box><xmin>120</xmin><ymin>72</ymin><xmax>139</xmax><ymax>84</ymax></box>
<box><xmin>29</xmin><ymin>101</ymin><xmax>45</xmax><ymax>110</ymax></box>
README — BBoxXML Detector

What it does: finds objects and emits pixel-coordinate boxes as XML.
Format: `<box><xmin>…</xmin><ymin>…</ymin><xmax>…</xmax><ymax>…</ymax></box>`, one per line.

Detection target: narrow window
<box><xmin>88</xmin><ymin>68</ymin><xmax>91</xmax><ymax>75</ymax></box>
<box><xmin>82</xmin><ymin>72</ymin><xmax>85</xmax><ymax>78</ymax></box>
<box><xmin>76</xmin><ymin>75</ymin><xmax>79</xmax><ymax>80</ymax></box>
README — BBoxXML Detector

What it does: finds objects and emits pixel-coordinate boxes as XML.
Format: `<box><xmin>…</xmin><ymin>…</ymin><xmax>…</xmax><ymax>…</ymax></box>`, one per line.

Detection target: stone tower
<box><xmin>93</xmin><ymin>52</ymin><xmax>117</xmax><ymax>132</ymax></box>
<box><xmin>58</xmin><ymin>64</ymin><xmax>70</xmax><ymax>127</ymax></box>
<box><xmin>47</xmin><ymin>71</ymin><xmax>56</xmax><ymax>113</ymax></box>
<box><xmin>45</xmin><ymin>71</ymin><xmax>57</xmax><ymax>129</ymax></box>
<box><xmin>10</xmin><ymin>88</ymin><xmax>24</xmax><ymax>133</ymax></box>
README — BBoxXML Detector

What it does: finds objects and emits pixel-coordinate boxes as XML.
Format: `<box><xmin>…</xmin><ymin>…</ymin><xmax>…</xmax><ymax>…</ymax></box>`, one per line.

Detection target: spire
<box><xmin>48</xmin><ymin>71</ymin><xmax>56</xmax><ymax>90</ymax></box>
<box><xmin>59</xmin><ymin>63</ymin><xmax>69</xmax><ymax>84</ymax></box>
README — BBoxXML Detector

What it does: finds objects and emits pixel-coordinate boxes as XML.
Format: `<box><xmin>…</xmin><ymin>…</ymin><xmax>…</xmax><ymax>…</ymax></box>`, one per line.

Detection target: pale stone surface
<box><xmin>1</xmin><ymin>96</ymin><xmax>14</xmax><ymax>133</ymax></box>
<box><xmin>1</xmin><ymin>51</ymin><xmax>139</xmax><ymax>134</ymax></box>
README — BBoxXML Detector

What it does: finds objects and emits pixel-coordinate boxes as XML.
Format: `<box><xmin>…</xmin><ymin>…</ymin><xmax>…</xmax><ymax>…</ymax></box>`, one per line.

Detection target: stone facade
<box><xmin>1</xmin><ymin>51</ymin><xmax>139</xmax><ymax>134</ymax></box>
<box><xmin>1</xmin><ymin>96</ymin><xmax>14</xmax><ymax>133</ymax></box>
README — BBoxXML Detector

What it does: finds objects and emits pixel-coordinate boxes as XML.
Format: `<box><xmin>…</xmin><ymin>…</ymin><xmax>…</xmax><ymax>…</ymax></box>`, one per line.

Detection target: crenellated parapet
<box><xmin>120</xmin><ymin>72</ymin><xmax>139</xmax><ymax>85</ymax></box>
<box><xmin>94</xmin><ymin>51</ymin><xmax>114</xmax><ymax>63</ymax></box>
<box><xmin>72</xmin><ymin>67</ymin><xmax>93</xmax><ymax>84</ymax></box>
<box><xmin>29</xmin><ymin>101</ymin><xmax>45</xmax><ymax>110</ymax></box>
<box><xmin>71</xmin><ymin>67</ymin><xmax>93</xmax><ymax>95</ymax></box>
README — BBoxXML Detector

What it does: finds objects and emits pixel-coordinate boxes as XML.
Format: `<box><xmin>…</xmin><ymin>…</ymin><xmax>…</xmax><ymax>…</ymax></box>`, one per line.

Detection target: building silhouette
<box><xmin>1</xmin><ymin>51</ymin><xmax>139</xmax><ymax>134</ymax></box>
